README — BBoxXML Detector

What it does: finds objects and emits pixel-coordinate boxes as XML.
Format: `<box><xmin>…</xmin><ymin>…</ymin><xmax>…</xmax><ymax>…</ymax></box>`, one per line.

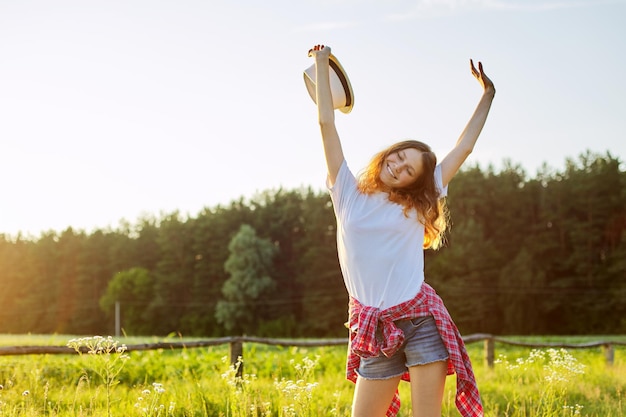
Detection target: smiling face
<box><xmin>379</xmin><ymin>147</ymin><xmax>424</xmax><ymax>189</ymax></box>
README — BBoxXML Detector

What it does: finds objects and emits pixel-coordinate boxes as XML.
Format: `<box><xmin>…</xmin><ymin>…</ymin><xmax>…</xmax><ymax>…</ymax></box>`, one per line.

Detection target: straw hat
<box><xmin>303</xmin><ymin>53</ymin><xmax>354</xmax><ymax>114</ymax></box>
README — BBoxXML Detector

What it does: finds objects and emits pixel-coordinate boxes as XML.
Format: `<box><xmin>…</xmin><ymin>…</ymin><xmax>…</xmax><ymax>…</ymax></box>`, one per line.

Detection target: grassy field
<box><xmin>0</xmin><ymin>334</ymin><xmax>624</xmax><ymax>416</ymax></box>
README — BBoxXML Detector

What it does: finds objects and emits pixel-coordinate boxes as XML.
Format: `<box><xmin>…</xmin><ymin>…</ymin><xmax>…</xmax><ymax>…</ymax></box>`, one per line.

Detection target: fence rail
<box><xmin>1</xmin><ymin>335</ymin><xmax>623</xmax><ymax>375</ymax></box>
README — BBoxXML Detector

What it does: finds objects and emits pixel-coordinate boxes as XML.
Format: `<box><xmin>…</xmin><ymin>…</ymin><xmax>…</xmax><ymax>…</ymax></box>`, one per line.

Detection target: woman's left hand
<box><xmin>471</xmin><ymin>60</ymin><xmax>495</xmax><ymax>96</ymax></box>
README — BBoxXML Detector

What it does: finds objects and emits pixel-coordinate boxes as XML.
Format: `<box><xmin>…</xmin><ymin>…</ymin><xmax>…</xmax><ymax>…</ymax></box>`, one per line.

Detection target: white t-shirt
<box><xmin>328</xmin><ymin>160</ymin><xmax>448</xmax><ymax>310</ymax></box>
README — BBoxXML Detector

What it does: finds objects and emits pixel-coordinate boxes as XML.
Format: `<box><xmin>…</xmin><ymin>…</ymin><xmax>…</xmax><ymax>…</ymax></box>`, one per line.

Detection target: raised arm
<box><xmin>309</xmin><ymin>44</ymin><xmax>345</xmax><ymax>186</ymax></box>
<box><xmin>440</xmin><ymin>60</ymin><xmax>496</xmax><ymax>186</ymax></box>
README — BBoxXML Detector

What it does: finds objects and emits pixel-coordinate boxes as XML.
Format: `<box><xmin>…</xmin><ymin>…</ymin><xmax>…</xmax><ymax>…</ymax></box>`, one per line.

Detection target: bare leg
<box><xmin>408</xmin><ymin>361</ymin><xmax>448</xmax><ymax>417</ymax></box>
<box><xmin>351</xmin><ymin>375</ymin><xmax>402</xmax><ymax>417</ymax></box>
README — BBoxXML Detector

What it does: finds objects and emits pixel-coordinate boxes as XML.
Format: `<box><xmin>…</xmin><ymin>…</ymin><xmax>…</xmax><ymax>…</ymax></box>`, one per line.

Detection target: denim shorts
<box><xmin>357</xmin><ymin>315</ymin><xmax>449</xmax><ymax>380</ymax></box>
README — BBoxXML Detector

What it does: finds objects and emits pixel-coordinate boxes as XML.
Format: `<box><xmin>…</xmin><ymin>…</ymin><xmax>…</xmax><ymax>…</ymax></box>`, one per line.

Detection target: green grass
<box><xmin>0</xmin><ymin>334</ymin><xmax>624</xmax><ymax>416</ymax></box>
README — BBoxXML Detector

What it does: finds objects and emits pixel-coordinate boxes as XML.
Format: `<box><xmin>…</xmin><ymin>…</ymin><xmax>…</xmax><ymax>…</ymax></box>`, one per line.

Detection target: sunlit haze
<box><xmin>1</xmin><ymin>0</ymin><xmax>624</xmax><ymax>237</ymax></box>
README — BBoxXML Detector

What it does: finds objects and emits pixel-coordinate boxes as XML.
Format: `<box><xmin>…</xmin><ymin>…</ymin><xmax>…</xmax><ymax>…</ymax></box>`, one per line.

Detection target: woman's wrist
<box><xmin>315</xmin><ymin>54</ymin><xmax>330</xmax><ymax>64</ymax></box>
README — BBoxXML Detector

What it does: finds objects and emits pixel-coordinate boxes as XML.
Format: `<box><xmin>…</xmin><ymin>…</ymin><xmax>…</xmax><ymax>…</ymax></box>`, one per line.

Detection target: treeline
<box><xmin>0</xmin><ymin>150</ymin><xmax>624</xmax><ymax>337</ymax></box>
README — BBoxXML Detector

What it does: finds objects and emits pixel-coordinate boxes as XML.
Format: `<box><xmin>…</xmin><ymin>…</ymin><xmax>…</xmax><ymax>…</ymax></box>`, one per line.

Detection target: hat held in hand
<box><xmin>303</xmin><ymin>53</ymin><xmax>354</xmax><ymax>114</ymax></box>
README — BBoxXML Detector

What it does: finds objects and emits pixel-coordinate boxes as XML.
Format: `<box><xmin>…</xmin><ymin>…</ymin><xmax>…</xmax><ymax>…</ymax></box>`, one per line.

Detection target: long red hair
<box><xmin>357</xmin><ymin>140</ymin><xmax>449</xmax><ymax>249</ymax></box>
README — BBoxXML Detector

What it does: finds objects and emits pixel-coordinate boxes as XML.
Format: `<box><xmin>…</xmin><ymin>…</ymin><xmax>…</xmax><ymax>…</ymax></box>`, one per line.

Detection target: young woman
<box><xmin>308</xmin><ymin>44</ymin><xmax>495</xmax><ymax>417</ymax></box>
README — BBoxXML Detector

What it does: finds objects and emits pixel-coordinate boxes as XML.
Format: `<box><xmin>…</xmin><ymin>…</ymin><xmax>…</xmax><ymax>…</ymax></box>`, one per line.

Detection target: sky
<box><xmin>1</xmin><ymin>0</ymin><xmax>625</xmax><ymax>238</ymax></box>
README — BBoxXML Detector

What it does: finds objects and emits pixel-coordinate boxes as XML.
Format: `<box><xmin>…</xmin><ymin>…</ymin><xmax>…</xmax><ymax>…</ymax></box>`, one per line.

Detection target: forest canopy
<box><xmin>1</xmin><ymin>150</ymin><xmax>624</xmax><ymax>336</ymax></box>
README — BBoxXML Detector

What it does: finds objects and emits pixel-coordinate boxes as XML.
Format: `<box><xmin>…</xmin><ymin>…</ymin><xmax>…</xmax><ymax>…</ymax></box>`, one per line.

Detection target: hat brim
<box><xmin>303</xmin><ymin>53</ymin><xmax>354</xmax><ymax>114</ymax></box>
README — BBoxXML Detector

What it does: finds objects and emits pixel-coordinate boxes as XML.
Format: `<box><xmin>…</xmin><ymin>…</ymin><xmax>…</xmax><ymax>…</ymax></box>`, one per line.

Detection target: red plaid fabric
<box><xmin>346</xmin><ymin>283</ymin><xmax>484</xmax><ymax>417</ymax></box>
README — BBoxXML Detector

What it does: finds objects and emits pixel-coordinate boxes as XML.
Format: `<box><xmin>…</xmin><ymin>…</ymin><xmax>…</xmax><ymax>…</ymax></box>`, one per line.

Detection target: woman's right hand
<box><xmin>308</xmin><ymin>44</ymin><xmax>331</xmax><ymax>59</ymax></box>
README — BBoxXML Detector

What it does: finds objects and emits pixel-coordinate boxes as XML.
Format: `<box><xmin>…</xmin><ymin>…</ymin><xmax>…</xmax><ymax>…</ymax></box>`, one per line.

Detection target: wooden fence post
<box><xmin>115</xmin><ymin>301</ymin><xmax>121</xmax><ymax>338</ymax></box>
<box><xmin>230</xmin><ymin>338</ymin><xmax>243</xmax><ymax>378</ymax></box>
<box><xmin>603</xmin><ymin>343</ymin><xmax>614</xmax><ymax>366</ymax></box>
<box><xmin>484</xmin><ymin>337</ymin><xmax>495</xmax><ymax>368</ymax></box>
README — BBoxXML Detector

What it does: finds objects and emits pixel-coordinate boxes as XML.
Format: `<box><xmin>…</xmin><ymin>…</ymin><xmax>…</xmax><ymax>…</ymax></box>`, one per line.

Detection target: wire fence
<box><xmin>1</xmin><ymin>334</ymin><xmax>624</xmax><ymax>378</ymax></box>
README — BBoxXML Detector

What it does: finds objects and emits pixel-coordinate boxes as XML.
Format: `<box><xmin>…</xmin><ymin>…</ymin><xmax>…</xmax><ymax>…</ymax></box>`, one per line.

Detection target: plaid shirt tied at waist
<box><xmin>347</xmin><ymin>283</ymin><xmax>484</xmax><ymax>417</ymax></box>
